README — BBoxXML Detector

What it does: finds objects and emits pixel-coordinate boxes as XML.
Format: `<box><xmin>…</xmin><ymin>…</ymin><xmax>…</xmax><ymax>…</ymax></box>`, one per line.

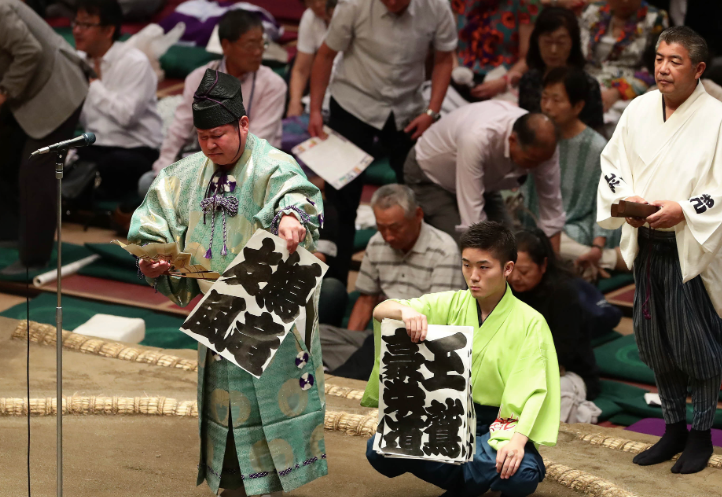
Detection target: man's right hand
<box><xmin>401</xmin><ymin>307</ymin><xmax>428</xmax><ymax>343</ymax></box>
<box><xmin>0</xmin><ymin>92</ymin><xmax>7</xmax><ymax>107</ymax></box>
<box><xmin>138</xmin><ymin>259</ymin><xmax>171</xmax><ymax>279</ymax></box>
<box><xmin>308</xmin><ymin>110</ymin><xmax>327</xmax><ymax>139</ymax></box>
<box><xmin>624</xmin><ymin>195</ymin><xmax>649</xmax><ymax>228</ymax></box>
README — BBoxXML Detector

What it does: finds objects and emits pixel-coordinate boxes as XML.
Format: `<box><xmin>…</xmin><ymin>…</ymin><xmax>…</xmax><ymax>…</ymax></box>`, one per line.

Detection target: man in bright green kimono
<box><xmin>129</xmin><ymin>69</ymin><xmax>327</xmax><ymax>496</ymax></box>
<box><xmin>365</xmin><ymin>221</ymin><xmax>560</xmax><ymax>497</ymax></box>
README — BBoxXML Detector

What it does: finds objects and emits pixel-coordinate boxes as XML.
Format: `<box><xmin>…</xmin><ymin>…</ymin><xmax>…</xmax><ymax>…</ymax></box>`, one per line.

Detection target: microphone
<box><xmin>30</xmin><ymin>132</ymin><xmax>96</xmax><ymax>157</ymax></box>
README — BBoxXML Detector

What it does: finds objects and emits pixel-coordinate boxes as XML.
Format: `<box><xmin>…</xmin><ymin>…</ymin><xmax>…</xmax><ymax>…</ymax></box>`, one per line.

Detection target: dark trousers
<box><xmin>0</xmin><ymin>107</ymin><xmax>26</xmax><ymax>242</ymax></box>
<box><xmin>76</xmin><ymin>145</ymin><xmax>158</xmax><ymax>200</ymax></box>
<box><xmin>367</xmin><ymin>404</ymin><xmax>545</xmax><ymax>497</ymax></box>
<box><xmin>633</xmin><ymin>227</ymin><xmax>722</xmax><ymax>431</ymax></box>
<box><xmin>318</xmin><ymin>277</ymin><xmax>349</xmax><ymax>328</ymax></box>
<box><xmin>18</xmin><ymin>105</ymin><xmax>83</xmax><ymax>266</ymax></box>
<box><xmin>326</xmin><ymin>98</ymin><xmax>416</xmax><ymax>284</ymax></box>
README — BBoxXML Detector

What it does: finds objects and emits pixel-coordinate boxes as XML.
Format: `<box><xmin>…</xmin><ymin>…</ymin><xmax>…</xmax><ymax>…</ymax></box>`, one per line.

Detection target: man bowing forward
<box><xmin>597</xmin><ymin>27</ymin><xmax>722</xmax><ymax>475</ymax></box>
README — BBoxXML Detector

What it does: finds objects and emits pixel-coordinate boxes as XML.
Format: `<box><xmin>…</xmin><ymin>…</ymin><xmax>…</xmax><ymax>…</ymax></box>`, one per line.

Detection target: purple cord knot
<box><xmin>200</xmin><ymin>192</ymin><xmax>239</xmax><ymax>259</ymax></box>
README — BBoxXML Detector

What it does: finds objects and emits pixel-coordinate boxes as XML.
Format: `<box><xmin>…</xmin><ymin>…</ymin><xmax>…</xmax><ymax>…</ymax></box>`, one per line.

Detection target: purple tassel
<box><xmin>205</xmin><ymin>246</ymin><xmax>213</xmax><ymax>259</ymax></box>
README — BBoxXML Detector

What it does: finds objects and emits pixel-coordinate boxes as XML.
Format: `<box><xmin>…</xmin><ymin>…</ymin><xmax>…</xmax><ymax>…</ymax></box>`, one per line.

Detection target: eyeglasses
<box><xmin>236</xmin><ymin>39</ymin><xmax>270</xmax><ymax>52</ymax></box>
<box><xmin>71</xmin><ymin>20</ymin><xmax>103</xmax><ymax>30</ymax></box>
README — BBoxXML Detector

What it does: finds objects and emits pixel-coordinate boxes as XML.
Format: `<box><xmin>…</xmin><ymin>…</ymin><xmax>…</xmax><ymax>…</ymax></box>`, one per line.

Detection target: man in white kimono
<box><xmin>597</xmin><ymin>26</ymin><xmax>722</xmax><ymax>475</ymax></box>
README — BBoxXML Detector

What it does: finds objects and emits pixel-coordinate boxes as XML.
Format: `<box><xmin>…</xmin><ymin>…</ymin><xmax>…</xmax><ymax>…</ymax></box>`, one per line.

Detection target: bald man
<box><xmin>404</xmin><ymin>101</ymin><xmax>565</xmax><ymax>248</ymax></box>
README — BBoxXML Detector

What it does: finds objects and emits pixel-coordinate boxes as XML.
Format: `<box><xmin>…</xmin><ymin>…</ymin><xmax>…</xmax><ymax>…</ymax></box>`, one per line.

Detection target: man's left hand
<box><xmin>646</xmin><ymin>200</ymin><xmax>685</xmax><ymax>229</ymax></box>
<box><xmin>496</xmin><ymin>434</ymin><xmax>527</xmax><ymax>480</ymax></box>
<box><xmin>0</xmin><ymin>92</ymin><xmax>7</xmax><ymax>107</ymax></box>
<box><xmin>278</xmin><ymin>214</ymin><xmax>306</xmax><ymax>254</ymax></box>
<box><xmin>404</xmin><ymin>113</ymin><xmax>434</xmax><ymax>140</ymax></box>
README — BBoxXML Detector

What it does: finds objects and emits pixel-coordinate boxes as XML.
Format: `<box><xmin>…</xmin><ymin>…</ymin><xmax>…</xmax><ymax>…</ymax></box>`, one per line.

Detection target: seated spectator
<box><xmin>519</xmin><ymin>7</ymin><xmax>605</xmax><ymax>133</ymax></box>
<box><xmin>404</xmin><ymin>100</ymin><xmax>565</xmax><ymax>248</ymax></box>
<box><xmin>286</xmin><ymin>0</ymin><xmax>337</xmax><ymax>117</ymax></box>
<box><xmin>580</xmin><ymin>0</ymin><xmax>668</xmax><ymax>119</ymax></box>
<box><xmin>321</xmin><ymin>184</ymin><xmax>464</xmax><ymax>375</ymax></box>
<box><xmin>452</xmin><ymin>0</ymin><xmax>541</xmax><ymax>101</ymax></box>
<box><xmin>139</xmin><ymin>10</ymin><xmax>286</xmax><ymax>196</ymax></box>
<box><xmin>522</xmin><ymin>67</ymin><xmax>626</xmax><ymax>281</ymax></box>
<box><xmin>510</xmin><ymin>228</ymin><xmax>603</xmax><ymax>423</ymax></box>
<box><xmin>73</xmin><ymin>0</ymin><xmax>162</xmax><ymax>200</ymax></box>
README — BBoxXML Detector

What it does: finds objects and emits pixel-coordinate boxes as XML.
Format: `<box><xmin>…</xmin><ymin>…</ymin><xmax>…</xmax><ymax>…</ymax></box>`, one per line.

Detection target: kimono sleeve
<box><xmin>596</xmin><ymin>105</ymin><xmax>637</xmax><ymax>230</ymax></box>
<box><xmin>127</xmin><ymin>169</ymin><xmax>199</xmax><ymax>307</ymax></box>
<box><xmin>255</xmin><ymin>158</ymin><xmax>324</xmax><ymax>253</ymax></box>
<box><xmin>678</xmin><ymin>120</ymin><xmax>722</xmax><ymax>255</ymax></box>
<box><xmin>488</xmin><ymin>315</ymin><xmax>560</xmax><ymax>451</ymax></box>
<box><xmin>359</xmin><ymin>291</ymin><xmax>462</xmax><ymax>408</ymax></box>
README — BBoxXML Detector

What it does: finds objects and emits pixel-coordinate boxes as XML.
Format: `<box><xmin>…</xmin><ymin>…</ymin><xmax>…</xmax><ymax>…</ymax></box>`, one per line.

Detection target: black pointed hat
<box><xmin>192</xmin><ymin>69</ymin><xmax>246</xmax><ymax>130</ymax></box>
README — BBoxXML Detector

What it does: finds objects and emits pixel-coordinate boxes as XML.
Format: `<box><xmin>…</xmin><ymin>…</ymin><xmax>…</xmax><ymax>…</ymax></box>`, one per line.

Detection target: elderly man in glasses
<box><xmin>139</xmin><ymin>9</ymin><xmax>287</xmax><ymax>198</ymax></box>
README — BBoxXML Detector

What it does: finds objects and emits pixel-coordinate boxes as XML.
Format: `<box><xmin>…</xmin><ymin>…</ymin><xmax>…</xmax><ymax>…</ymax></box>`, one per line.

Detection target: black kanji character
<box><xmin>421</xmin><ymin>332</ymin><xmax>467</xmax><ymax>392</ymax></box>
<box><xmin>223</xmin><ymin>311</ymin><xmax>286</xmax><ymax>376</ymax></box>
<box><xmin>185</xmin><ymin>289</ymin><xmax>246</xmax><ymax>345</ymax></box>
<box><xmin>423</xmin><ymin>398</ymin><xmax>464</xmax><ymax>458</ymax></box>
<box><xmin>222</xmin><ymin>237</ymin><xmax>283</xmax><ymax>292</ymax></box>
<box><xmin>255</xmin><ymin>250</ymin><xmax>323</xmax><ymax>323</ymax></box>
<box><xmin>691</xmin><ymin>194</ymin><xmax>715</xmax><ymax>214</ymax></box>
<box><xmin>605</xmin><ymin>173</ymin><xmax>621</xmax><ymax>193</ymax></box>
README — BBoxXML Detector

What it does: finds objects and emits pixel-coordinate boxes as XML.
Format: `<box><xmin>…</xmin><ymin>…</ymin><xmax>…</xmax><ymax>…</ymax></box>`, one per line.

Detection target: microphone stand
<box><xmin>54</xmin><ymin>151</ymin><xmax>64</xmax><ymax>497</ymax></box>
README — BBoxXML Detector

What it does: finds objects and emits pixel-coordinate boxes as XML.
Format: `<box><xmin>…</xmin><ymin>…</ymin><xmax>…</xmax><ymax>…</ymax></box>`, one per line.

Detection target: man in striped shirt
<box><xmin>321</xmin><ymin>184</ymin><xmax>464</xmax><ymax>375</ymax></box>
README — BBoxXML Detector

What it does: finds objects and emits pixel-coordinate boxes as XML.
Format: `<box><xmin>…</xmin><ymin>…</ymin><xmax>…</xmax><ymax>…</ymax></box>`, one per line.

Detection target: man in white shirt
<box><xmin>140</xmin><ymin>10</ymin><xmax>287</xmax><ymax>196</ymax></box>
<box><xmin>73</xmin><ymin>0</ymin><xmax>162</xmax><ymax>199</ymax></box>
<box><xmin>406</xmin><ymin>100</ymin><xmax>565</xmax><ymax>250</ymax></box>
<box><xmin>308</xmin><ymin>0</ymin><xmax>458</xmax><ymax>284</ymax></box>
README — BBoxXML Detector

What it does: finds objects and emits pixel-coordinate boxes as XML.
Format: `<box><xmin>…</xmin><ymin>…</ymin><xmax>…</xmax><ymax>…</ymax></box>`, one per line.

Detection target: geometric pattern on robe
<box><xmin>361</xmin><ymin>286</ymin><xmax>560</xmax><ymax>452</ymax></box>
<box><xmin>596</xmin><ymin>83</ymin><xmax>722</xmax><ymax>317</ymax></box>
<box><xmin>127</xmin><ymin>133</ymin><xmax>327</xmax><ymax>494</ymax></box>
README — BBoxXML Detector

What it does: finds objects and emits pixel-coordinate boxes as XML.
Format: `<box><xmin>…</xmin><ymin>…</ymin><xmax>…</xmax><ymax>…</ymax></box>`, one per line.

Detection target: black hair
<box><xmin>527</xmin><ymin>7</ymin><xmax>585</xmax><ymax>72</ymax></box>
<box><xmin>326</xmin><ymin>0</ymin><xmax>338</xmax><ymax>12</ymax></box>
<box><xmin>512</xmin><ymin>113</ymin><xmax>558</xmax><ymax>149</ymax></box>
<box><xmin>514</xmin><ymin>227</ymin><xmax>574</xmax><ymax>286</ymax></box>
<box><xmin>459</xmin><ymin>221</ymin><xmax>517</xmax><ymax>266</ymax></box>
<box><xmin>542</xmin><ymin>66</ymin><xmax>590</xmax><ymax>107</ymax></box>
<box><xmin>218</xmin><ymin>10</ymin><xmax>264</xmax><ymax>44</ymax></box>
<box><xmin>76</xmin><ymin>0</ymin><xmax>123</xmax><ymax>41</ymax></box>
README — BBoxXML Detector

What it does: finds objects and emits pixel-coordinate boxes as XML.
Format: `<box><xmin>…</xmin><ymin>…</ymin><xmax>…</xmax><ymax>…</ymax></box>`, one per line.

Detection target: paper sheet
<box><xmin>180</xmin><ymin>230</ymin><xmax>327</xmax><ymax>377</ymax></box>
<box><xmin>373</xmin><ymin>319</ymin><xmax>476</xmax><ymax>464</ymax></box>
<box><xmin>291</xmin><ymin>126</ymin><xmax>374</xmax><ymax>190</ymax></box>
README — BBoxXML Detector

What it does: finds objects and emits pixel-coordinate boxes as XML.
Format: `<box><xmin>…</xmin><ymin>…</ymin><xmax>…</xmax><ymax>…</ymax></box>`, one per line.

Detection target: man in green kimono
<box><xmin>130</xmin><ymin>69</ymin><xmax>327</xmax><ymax>496</ymax></box>
<box><xmin>365</xmin><ymin>221</ymin><xmax>560</xmax><ymax>497</ymax></box>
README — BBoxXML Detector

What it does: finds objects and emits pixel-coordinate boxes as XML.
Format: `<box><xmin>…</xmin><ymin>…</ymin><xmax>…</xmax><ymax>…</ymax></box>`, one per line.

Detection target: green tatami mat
<box><xmin>591</xmin><ymin>331</ymin><xmax>623</xmax><ymax>348</ymax></box>
<box><xmin>594</xmin><ymin>333</ymin><xmax>656</xmax><ymax>385</ymax></box>
<box><xmin>79</xmin><ymin>243</ymin><xmax>144</xmax><ymax>286</ymax></box>
<box><xmin>598</xmin><ymin>272</ymin><xmax>634</xmax><ymax>294</ymax></box>
<box><xmin>0</xmin><ymin>243</ymin><xmax>93</xmax><ymax>283</ymax></box>
<box><xmin>1</xmin><ymin>293</ymin><xmax>194</xmax><ymax>350</ymax></box>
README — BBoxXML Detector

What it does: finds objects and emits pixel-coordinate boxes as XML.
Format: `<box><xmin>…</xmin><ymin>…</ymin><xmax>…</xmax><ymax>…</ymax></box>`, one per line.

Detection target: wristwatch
<box><xmin>425</xmin><ymin>108</ymin><xmax>442</xmax><ymax>122</ymax></box>
<box><xmin>591</xmin><ymin>244</ymin><xmax>605</xmax><ymax>252</ymax></box>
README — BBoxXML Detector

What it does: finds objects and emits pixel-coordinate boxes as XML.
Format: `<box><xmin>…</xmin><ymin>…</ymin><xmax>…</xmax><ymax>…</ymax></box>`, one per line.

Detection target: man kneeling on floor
<box><xmin>363</xmin><ymin>221</ymin><xmax>560</xmax><ymax>497</ymax></box>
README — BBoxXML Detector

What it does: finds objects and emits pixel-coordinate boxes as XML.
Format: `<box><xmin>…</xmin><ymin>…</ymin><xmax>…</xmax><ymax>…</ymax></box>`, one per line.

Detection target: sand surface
<box><xmin>2</xmin><ymin>317</ymin><xmax>722</xmax><ymax>497</ymax></box>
